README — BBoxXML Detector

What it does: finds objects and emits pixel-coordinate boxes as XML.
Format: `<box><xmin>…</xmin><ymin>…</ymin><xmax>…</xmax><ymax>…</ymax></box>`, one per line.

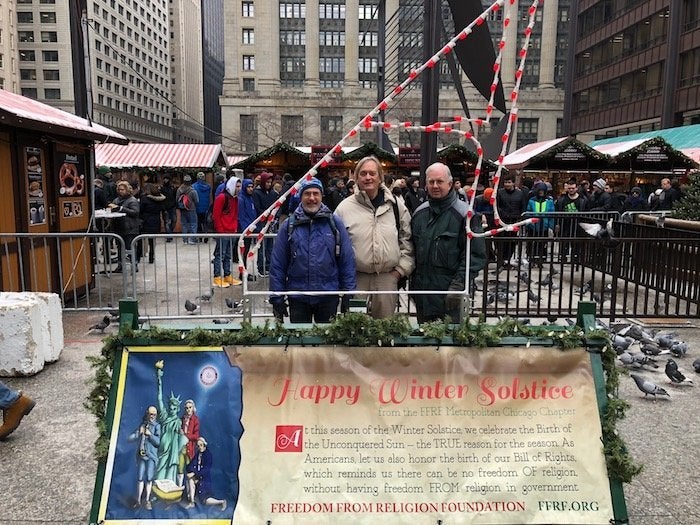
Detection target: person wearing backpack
<box><xmin>269</xmin><ymin>177</ymin><xmax>356</xmax><ymax>323</ymax></box>
<box><xmin>334</xmin><ymin>156</ymin><xmax>415</xmax><ymax>319</ymax></box>
<box><xmin>212</xmin><ymin>176</ymin><xmax>242</xmax><ymax>287</ymax></box>
<box><xmin>176</xmin><ymin>174</ymin><xmax>199</xmax><ymax>244</ymax></box>
<box><xmin>193</xmin><ymin>172</ymin><xmax>212</xmax><ymax>242</ymax></box>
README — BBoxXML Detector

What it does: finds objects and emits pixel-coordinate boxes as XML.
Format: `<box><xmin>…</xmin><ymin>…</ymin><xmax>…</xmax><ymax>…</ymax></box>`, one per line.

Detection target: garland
<box><xmin>86</xmin><ymin>314</ymin><xmax>641</xmax><ymax>483</ymax></box>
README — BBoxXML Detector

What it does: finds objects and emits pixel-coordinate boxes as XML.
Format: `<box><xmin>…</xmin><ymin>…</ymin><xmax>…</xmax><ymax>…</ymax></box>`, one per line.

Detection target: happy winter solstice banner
<box><xmin>95</xmin><ymin>345</ymin><xmax>615</xmax><ymax>524</ymax></box>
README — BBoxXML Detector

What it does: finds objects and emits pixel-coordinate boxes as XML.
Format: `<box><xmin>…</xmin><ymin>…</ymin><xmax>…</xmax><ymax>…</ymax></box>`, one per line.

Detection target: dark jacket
<box><xmin>410</xmin><ymin>190</ymin><xmax>486</xmax><ymax>320</ymax></box>
<box><xmin>160</xmin><ymin>180</ymin><xmax>177</xmax><ymax>210</ymax></box>
<box><xmin>587</xmin><ymin>190</ymin><xmax>612</xmax><ymax>211</ymax></box>
<box><xmin>404</xmin><ymin>186</ymin><xmax>427</xmax><ymax>214</ymax></box>
<box><xmin>139</xmin><ymin>193</ymin><xmax>165</xmax><ymax>233</ymax></box>
<box><xmin>111</xmin><ymin>195</ymin><xmax>141</xmax><ymax>235</ymax></box>
<box><xmin>496</xmin><ymin>188</ymin><xmax>528</xmax><ymax>221</ymax></box>
<box><xmin>253</xmin><ymin>174</ymin><xmax>279</xmax><ymax>231</ymax></box>
<box><xmin>269</xmin><ymin>203</ymin><xmax>356</xmax><ymax>304</ymax></box>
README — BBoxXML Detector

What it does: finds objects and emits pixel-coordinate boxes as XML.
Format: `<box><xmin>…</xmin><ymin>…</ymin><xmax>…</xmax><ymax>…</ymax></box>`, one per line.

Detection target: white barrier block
<box><xmin>0</xmin><ymin>292</ymin><xmax>64</xmax><ymax>376</ymax></box>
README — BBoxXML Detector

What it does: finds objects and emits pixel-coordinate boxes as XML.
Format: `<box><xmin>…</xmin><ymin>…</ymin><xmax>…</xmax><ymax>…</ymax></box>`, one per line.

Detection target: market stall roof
<box><xmin>230</xmin><ymin>142</ymin><xmax>311</xmax><ymax>170</ymax></box>
<box><xmin>340</xmin><ymin>142</ymin><xmax>397</xmax><ymax>163</ymax></box>
<box><xmin>590</xmin><ymin>137</ymin><xmax>698</xmax><ymax>170</ymax></box>
<box><xmin>0</xmin><ymin>89</ymin><xmax>127</xmax><ymax>144</ymax></box>
<box><xmin>589</xmin><ymin>123</ymin><xmax>700</xmax><ymax>150</ymax></box>
<box><xmin>502</xmin><ymin>136</ymin><xmax>610</xmax><ymax>171</ymax></box>
<box><xmin>227</xmin><ymin>155</ymin><xmax>247</xmax><ymax>166</ymax></box>
<box><xmin>437</xmin><ymin>143</ymin><xmax>498</xmax><ymax>171</ymax></box>
<box><xmin>95</xmin><ymin>142</ymin><xmax>227</xmax><ymax>169</ymax></box>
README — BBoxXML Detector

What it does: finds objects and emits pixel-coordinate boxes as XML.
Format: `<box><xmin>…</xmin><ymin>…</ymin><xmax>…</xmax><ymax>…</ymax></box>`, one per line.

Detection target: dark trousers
<box><xmin>289</xmin><ymin>297</ymin><xmax>339</xmax><ymax>323</ymax></box>
<box><xmin>162</xmin><ymin>208</ymin><xmax>177</xmax><ymax>235</ymax></box>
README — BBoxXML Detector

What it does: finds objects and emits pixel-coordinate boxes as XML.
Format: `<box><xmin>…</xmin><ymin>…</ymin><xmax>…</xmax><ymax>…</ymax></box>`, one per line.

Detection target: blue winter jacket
<box><xmin>526</xmin><ymin>197</ymin><xmax>555</xmax><ymax>233</ymax></box>
<box><xmin>192</xmin><ymin>180</ymin><xmax>212</xmax><ymax>214</ymax></box>
<box><xmin>269</xmin><ymin>203</ymin><xmax>356</xmax><ymax>304</ymax></box>
<box><xmin>238</xmin><ymin>179</ymin><xmax>257</xmax><ymax>232</ymax></box>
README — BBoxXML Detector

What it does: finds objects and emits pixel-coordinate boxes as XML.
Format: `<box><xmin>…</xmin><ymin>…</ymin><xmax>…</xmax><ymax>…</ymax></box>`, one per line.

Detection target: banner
<box><xmin>94</xmin><ymin>345</ymin><xmax>615</xmax><ymax>524</ymax></box>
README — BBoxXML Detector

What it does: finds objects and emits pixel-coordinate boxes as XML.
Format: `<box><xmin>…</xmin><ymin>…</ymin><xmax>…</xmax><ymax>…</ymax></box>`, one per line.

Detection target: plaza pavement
<box><xmin>0</xmin><ymin>311</ymin><xmax>698</xmax><ymax>524</ymax></box>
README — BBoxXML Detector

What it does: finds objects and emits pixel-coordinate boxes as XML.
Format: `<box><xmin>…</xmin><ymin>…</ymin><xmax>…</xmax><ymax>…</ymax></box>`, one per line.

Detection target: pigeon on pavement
<box><xmin>693</xmin><ymin>358</ymin><xmax>700</xmax><ymax>373</ymax></box>
<box><xmin>198</xmin><ymin>288</ymin><xmax>215</xmax><ymax>301</ymax></box>
<box><xmin>580</xmin><ymin>218</ymin><xmax>616</xmax><ymax>244</ymax></box>
<box><xmin>184</xmin><ymin>299</ymin><xmax>200</xmax><ymax>314</ymax></box>
<box><xmin>670</xmin><ymin>341</ymin><xmax>688</xmax><ymax>358</ymax></box>
<box><xmin>631</xmin><ymin>374</ymin><xmax>670</xmax><ymax>398</ymax></box>
<box><xmin>665</xmin><ymin>359</ymin><xmax>693</xmax><ymax>385</ymax></box>
<box><xmin>88</xmin><ymin>315</ymin><xmax>111</xmax><ymax>333</ymax></box>
<box><xmin>225</xmin><ymin>298</ymin><xmax>241</xmax><ymax>309</ymax></box>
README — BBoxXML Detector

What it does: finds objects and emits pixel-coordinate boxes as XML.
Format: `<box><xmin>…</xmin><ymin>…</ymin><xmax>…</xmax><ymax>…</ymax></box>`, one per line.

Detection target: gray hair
<box><xmin>426</xmin><ymin>162</ymin><xmax>452</xmax><ymax>183</ymax></box>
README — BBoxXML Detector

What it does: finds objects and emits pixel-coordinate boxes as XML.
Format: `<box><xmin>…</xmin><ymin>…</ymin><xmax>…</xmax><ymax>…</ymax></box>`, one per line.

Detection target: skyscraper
<box><xmin>202</xmin><ymin>0</ymin><xmax>225</xmax><ymax>143</ymax></box>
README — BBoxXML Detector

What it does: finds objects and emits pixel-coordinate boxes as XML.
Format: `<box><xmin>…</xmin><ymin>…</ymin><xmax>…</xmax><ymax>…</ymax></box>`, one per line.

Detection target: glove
<box><xmin>445</xmin><ymin>284</ymin><xmax>464</xmax><ymax>312</ymax></box>
<box><xmin>340</xmin><ymin>295</ymin><xmax>352</xmax><ymax>313</ymax></box>
<box><xmin>271</xmin><ymin>299</ymin><xmax>288</xmax><ymax>322</ymax></box>
<box><xmin>547</xmin><ymin>228</ymin><xmax>554</xmax><ymax>238</ymax></box>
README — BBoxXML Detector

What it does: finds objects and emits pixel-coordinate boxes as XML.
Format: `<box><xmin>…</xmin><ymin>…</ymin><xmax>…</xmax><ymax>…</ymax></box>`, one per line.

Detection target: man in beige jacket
<box><xmin>335</xmin><ymin>156</ymin><xmax>415</xmax><ymax>318</ymax></box>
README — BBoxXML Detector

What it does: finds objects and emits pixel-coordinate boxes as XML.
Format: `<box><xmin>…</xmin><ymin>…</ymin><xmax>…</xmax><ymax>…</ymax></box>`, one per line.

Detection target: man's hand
<box><xmin>445</xmin><ymin>283</ymin><xmax>464</xmax><ymax>311</ymax></box>
<box><xmin>272</xmin><ymin>300</ymin><xmax>288</xmax><ymax>322</ymax></box>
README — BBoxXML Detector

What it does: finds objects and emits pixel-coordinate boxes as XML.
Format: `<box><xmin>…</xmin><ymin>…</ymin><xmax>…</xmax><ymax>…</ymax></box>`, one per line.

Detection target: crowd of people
<box><xmin>93</xmin><ymin>162</ymin><xmax>684</xmax><ymax>323</ymax></box>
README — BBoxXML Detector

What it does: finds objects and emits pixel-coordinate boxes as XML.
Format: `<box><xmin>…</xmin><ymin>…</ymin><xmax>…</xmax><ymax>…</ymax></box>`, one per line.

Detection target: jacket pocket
<box><xmin>431</xmin><ymin>231</ymin><xmax>459</xmax><ymax>272</ymax></box>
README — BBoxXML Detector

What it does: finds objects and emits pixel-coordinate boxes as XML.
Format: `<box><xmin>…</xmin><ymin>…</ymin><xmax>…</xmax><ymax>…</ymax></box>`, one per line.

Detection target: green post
<box><xmin>118</xmin><ymin>297</ymin><xmax>139</xmax><ymax>331</ymax></box>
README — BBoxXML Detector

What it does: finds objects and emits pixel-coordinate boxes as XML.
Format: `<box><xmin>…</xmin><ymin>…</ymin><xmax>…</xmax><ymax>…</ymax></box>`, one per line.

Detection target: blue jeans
<box><xmin>0</xmin><ymin>380</ymin><xmax>20</xmax><ymax>409</ymax></box>
<box><xmin>212</xmin><ymin>237</ymin><xmax>232</xmax><ymax>277</ymax></box>
<box><xmin>162</xmin><ymin>208</ymin><xmax>177</xmax><ymax>235</ymax></box>
<box><xmin>289</xmin><ymin>297</ymin><xmax>339</xmax><ymax>323</ymax></box>
<box><xmin>180</xmin><ymin>210</ymin><xmax>197</xmax><ymax>242</ymax></box>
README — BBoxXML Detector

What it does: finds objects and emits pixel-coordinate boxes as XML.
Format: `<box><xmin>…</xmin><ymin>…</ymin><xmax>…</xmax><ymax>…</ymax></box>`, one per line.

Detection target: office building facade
<box><xmin>566</xmin><ymin>1</ymin><xmax>700</xmax><ymax>141</ymax></box>
<box><xmin>220</xmin><ymin>0</ymin><xmax>570</xmax><ymax>155</ymax></box>
<box><xmin>202</xmin><ymin>0</ymin><xmax>225</xmax><ymax>143</ymax></box>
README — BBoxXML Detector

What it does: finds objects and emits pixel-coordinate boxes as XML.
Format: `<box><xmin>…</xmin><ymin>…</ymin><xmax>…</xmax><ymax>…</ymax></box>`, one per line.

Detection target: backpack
<box><xmin>389</xmin><ymin>200</ymin><xmax>408</xmax><ymax>289</ymax></box>
<box><xmin>287</xmin><ymin>213</ymin><xmax>341</xmax><ymax>258</ymax></box>
<box><xmin>177</xmin><ymin>192</ymin><xmax>190</xmax><ymax>210</ymax></box>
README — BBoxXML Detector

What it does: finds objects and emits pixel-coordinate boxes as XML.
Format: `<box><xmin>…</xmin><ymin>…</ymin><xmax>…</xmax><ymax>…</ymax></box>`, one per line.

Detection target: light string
<box><xmin>236</xmin><ymin>0</ymin><xmax>541</xmax><ymax>279</ymax></box>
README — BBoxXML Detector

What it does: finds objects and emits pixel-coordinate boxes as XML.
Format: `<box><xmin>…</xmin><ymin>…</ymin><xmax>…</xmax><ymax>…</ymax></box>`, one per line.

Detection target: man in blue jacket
<box><xmin>192</xmin><ymin>172</ymin><xmax>212</xmax><ymax>242</ymax></box>
<box><xmin>269</xmin><ymin>177</ymin><xmax>356</xmax><ymax>323</ymax></box>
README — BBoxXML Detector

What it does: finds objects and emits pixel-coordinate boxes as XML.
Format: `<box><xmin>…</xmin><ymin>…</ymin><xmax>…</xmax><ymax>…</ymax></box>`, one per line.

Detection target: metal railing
<box><xmin>1</xmin><ymin>225</ymin><xmax>698</xmax><ymax>322</ymax></box>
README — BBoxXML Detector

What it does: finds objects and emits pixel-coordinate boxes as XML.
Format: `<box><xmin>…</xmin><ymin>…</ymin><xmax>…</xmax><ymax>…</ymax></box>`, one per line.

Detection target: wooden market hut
<box><xmin>229</xmin><ymin>142</ymin><xmax>310</xmax><ymax>177</ymax></box>
<box><xmin>503</xmin><ymin>136</ymin><xmax>611</xmax><ymax>191</ymax></box>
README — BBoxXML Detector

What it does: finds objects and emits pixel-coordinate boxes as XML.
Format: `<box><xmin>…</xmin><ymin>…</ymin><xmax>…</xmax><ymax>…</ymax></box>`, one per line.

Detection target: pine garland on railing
<box><xmin>86</xmin><ymin>314</ymin><xmax>641</xmax><ymax>483</ymax></box>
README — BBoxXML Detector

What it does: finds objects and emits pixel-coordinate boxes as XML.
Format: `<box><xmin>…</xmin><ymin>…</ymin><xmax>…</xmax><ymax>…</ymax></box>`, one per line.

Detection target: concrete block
<box><xmin>0</xmin><ymin>292</ymin><xmax>64</xmax><ymax>377</ymax></box>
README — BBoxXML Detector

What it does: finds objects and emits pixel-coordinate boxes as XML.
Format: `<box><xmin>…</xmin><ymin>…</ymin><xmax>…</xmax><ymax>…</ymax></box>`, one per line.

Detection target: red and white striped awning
<box><xmin>502</xmin><ymin>137</ymin><xmax>569</xmax><ymax>170</ymax></box>
<box><xmin>227</xmin><ymin>155</ymin><xmax>248</xmax><ymax>166</ymax></box>
<box><xmin>96</xmin><ymin>143</ymin><xmax>227</xmax><ymax>169</ymax></box>
<box><xmin>0</xmin><ymin>89</ymin><xmax>127</xmax><ymax>143</ymax></box>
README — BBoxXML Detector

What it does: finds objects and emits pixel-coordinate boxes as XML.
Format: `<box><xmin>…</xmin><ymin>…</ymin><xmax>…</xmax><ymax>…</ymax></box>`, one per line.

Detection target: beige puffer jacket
<box><xmin>334</xmin><ymin>185</ymin><xmax>415</xmax><ymax>277</ymax></box>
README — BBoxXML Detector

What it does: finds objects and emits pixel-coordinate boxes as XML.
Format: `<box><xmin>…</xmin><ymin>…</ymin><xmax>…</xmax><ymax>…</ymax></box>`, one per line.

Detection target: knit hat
<box><xmin>631</xmin><ymin>187</ymin><xmax>642</xmax><ymax>195</ymax></box>
<box><xmin>534</xmin><ymin>182</ymin><xmax>547</xmax><ymax>193</ymax></box>
<box><xmin>483</xmin><ymin>188</ymin><xmax>494</xmax><ymax>201</ymax></box>
<box><xmin>183</xmin><ymin>174</ymin><xmax>192</xmax><ymax>183</ymax></box>
<box><xmin>593</xmin><ymin>178</ymin><xmax>606</xmax><ymax>190</ymax></box>
<box><xmin>97</xmin><ymin>166</ymin><xmax>111</xmax><ymax>177</ymax></box>
<box><xmin>299</xmin><ymin>177</ymin><xmax>324</xmax><ymax>196</ymax></box>
<box><xmin>197</xmin><ymin>171</ymin><xmax>206</xmax><ymax>180</ymax></box>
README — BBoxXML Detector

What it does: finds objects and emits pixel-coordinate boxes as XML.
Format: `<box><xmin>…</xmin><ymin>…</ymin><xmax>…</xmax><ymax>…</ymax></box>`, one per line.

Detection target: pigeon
<box><xmin>655</xmin><ymin>215</ymin><xmax>665</xmax><ymax>228</ymax></box>
<box><xmin>630</xmin><ymin>373</ymin><xmax>670</xmax><ymax>398</ymax></box>
<box><xmin>88</xmin><ymin>315</ymin><xmax>111</xmax><ymax>333</ymax></box>
<box><xmin>198</xmin><ymin>288</ymin><xmax>215</xmax><ymax>301</ymax></box>
<box><xmin>106</xmin><ymin>302</ymin><xmax>120</xmax><ymax>319</ymax></box>
<box><xmin>225</xmin><ymin>298</ymin><xmax>241</xmax><ymax>309</ymax></box>
<box><xmin>629</xmin><ymin>352</ymin><xmax>659</xmax><ymax>369</ymax></box>
<box><xmin>693</xmin><ymin>358</ymin><xmax>700</xmax><ymax>373</ymax></box>
<box><xmin>184</xmin><ymin>299</ymin><xmax>200</xmax><ymax>314</ymax></box>
<box><xmin>670</xmin><ymin>341</ymin><xmax>688</xmax><ymax>358</ymax></box>
<box><xmin>618</xmin><ymin>324</ymin><xmax>656</xmax><ymax>344</ymax></box>
<box><xmin>665</xmin><ymin>359</ymin><xmax>693</xmax><ymax>385</ymax></box>
<box><xmin>655</xmin><ymin>332</ymin><xmax>678</xmax><ymax>349</ymax></box>
<box><xmin>212</xmin><ymin>318</ymin><xmax>230</xmax><ymax>324</ymax></box>
<box><xmin>527</xmin><ymin>289</ymin><xmax>540</xmax><ymax>303</ymax></box>
<box><xmin>640</xmin><ymin>343</ymin><xmax>669</xmax><ymax>357</ymax></box>
<box><xmin>618</xmin><ymin>352</ymin><xmax>635</xmax><ymax>367</ymax></box>
<box><xmin>518</xmin><ymin>271</ymin><xmax>530</xmax><ymax>285</ymax></box>
<box><xmin>580</xmin><ymin>218</ymin><xmax>615</xmax><ymax>241</ymax></box>
<box><xmin>612</xmin><ymin>334</ymin><xmax>634</xmax><ymax>352</ymax></box>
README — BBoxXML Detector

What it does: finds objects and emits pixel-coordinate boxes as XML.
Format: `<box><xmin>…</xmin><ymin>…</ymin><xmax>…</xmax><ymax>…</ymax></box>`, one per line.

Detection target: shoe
<box><xmin>148</xmin><ymin>258</ymin><xmax>154</xmax><ymax>264</ymax></box>
<box><xmin>184</xmin><ymin>502</ymin><xmax>195</xmax><ymax>509</ymax></box>
<box><xmin>220</xmin><ymin>499</ymin><xmax>227</xmax><ymax>511</ymax></box>
<box><xmin>0</xmin><ymin>394</ymin><xmax>36</xmax><ymax>439</ymax></box>
<box><xmin>145</xmin><ymin>501</ymin><xmax>152</xmax><ymax>510</ymax></box>
<box><xmin>166</xmin><ymin>238</ymin><xmax>173</xmax><ymax>243</ymax></box>
<box><xmin>224</xmin><ymin>275</ymin><xmax>242</xmax><ymax>286</ymax></box>
<box><xmin>213</xmin><ymin>276</ymin><xmax>230</xmax><ymax>288</ymax></box>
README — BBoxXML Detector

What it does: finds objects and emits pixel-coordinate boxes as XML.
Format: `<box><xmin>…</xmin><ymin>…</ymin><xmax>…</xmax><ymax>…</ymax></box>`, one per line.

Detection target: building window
<box><xmin>44</xmin><ymin>88</ymin><xmax>61</xmax><ymax>99</ymax></box>
<box><xmin>42</xmin><ymin>50</ymin><xmax>59</xmax><ymax>62</ymax></box>
<box><xmin>319</xmin><ymin>31</ymin><xmax>345</xmax><ymax>47</ymax></box>
<box><xmin>359</xmin><ymin>4</ymin><xmax>377</xmax><ymax>19</ymax></box>
<box><xmin>41</xmin><ymin>31</ymin><xmax>58</xmax><ymax>42</ymax></box>
<box><xmin>242</xmin><ymin>55</ymin><xmax>255</xmax><ymax>70</ymax></box>
<box><xmin>319</xmin><ymin>3</ymin><xmax>345</xmax><ymax>19</ymax></box>
<box><xmin>22</xmin><ymin>88</ymin><xmax>38</xmax><ymax>98</ymax></box>
<box><xmin>240</xmin><ymin>115</ymin><xmax>258</xmax><ymax>152</ymax></box>
<box><xmin>17</xmin><ymin>12</ymin><xmax>34</xmax><ymax>23</ymax></box>
<box><xmin>280</xmin><ymin>30</ymin><xmax>306</xmax><ymax>46</ymax></box>
<box><xmin>20</xmin><ymin>69</ymin><xmax>37</xmax><ymax>80</ymax></box>
<box><xmin>281</xmin><ymin>115</ymin><xmax>304</xmax><ymax>145</ymax></box>
<box><xmin>40</xmin><ymin>12</ymin><xmax>57</xmax><ymax>23</ymax></box>
<box><xmin>319</xmin><ymin>57</ymin><xmax>344</xmax><ymax>73</ymax></box>
<box><xmin>242</xmin><ymin>1</ymin><xmax>254</xmax><ymax>17</ymax></box>
<box><xmin>359</xmin><ymin>31</ymin><xmax>378</xmax><ymax>47</ymax></box>
<box><xmin>19</xmin><ymin>31</ymin><xmax>35</xmax><ymax>42</ymax></box>
<box><xmin>242</xmin><ymin>28</ymin><xmax>254</xmax><ymax>45</ymax></box>
<box><xmin>242</xmin><ymin>78</ymin><xmax>255</xmax><ymax>91</ymax></box>
<box><xmin>19</xmin><ymin>50</ymin><xmax>36</xmax><ymax>61</ymax></box>
<box><xmin>39</xmin><ymin>0</ymin><xmax>56</xmax><ymax>3</ymax></box>
<box><xmin>516</xmin><ymin>118</ymin><xmax>538</xmax><ymax>149</ymax></box>
<box><xmin>280</xmin><ymin>2</ymin><xmax>306</xmax><ymax>19</ymax></box>
<box><xmin>358</xmin><ymin>58</ymin><xmax>377</xmax><ymax>74</ymax></box>
<box><xmin>321</xmin><ymin>115</ymin><xmax>343</xmax><ymax>144</ymax></box>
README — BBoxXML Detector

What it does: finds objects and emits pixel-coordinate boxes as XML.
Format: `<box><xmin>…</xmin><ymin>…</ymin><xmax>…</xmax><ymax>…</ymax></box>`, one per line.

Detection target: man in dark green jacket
<box><xmin>411</xmin><ymin>162</ymin><xmax>486</xmax><ymax>323</ymax></box>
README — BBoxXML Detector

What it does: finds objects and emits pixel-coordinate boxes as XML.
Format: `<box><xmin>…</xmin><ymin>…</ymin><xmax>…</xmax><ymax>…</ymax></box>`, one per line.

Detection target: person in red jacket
<box><xmin>212</xmin><ymin>176</ymin><xmax>241</xmax><ymax>287</ymax></box>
